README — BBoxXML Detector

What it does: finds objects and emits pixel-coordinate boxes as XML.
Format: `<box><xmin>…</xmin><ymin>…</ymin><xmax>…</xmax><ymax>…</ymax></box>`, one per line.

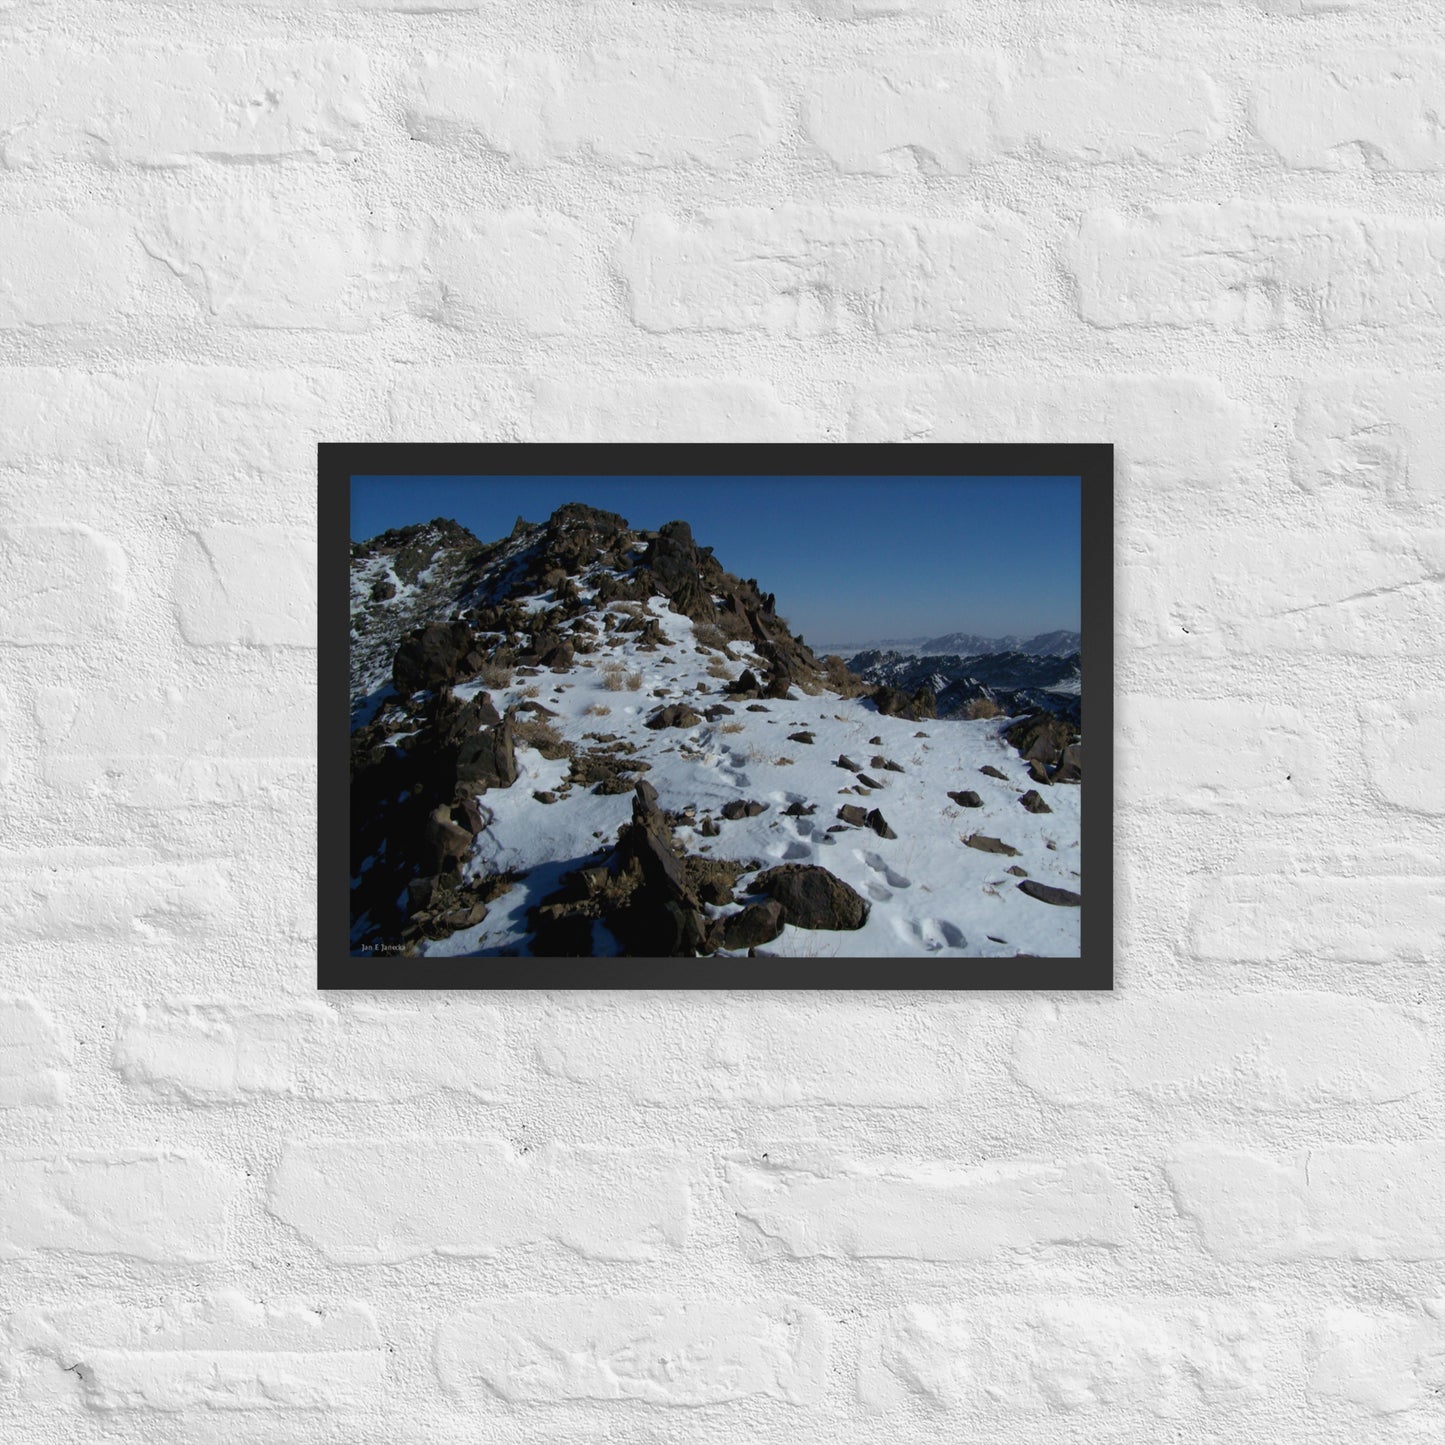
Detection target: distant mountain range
<box><xmin>816</xmin><ymin>629</ymin><xmax>1081</xmax><ymax>659</ymax></box>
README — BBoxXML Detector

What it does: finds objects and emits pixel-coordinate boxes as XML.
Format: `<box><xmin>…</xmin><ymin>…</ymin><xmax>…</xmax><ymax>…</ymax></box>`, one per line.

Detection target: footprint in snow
<box><xmin>860</xmin><ymin>851</ymin><xmax>911</xmax><ymax>890</ymax></box>
<box><xmin>892</xmin><ymin>916</ymin><xmax>967</xmax><ymax>951</ymax></box>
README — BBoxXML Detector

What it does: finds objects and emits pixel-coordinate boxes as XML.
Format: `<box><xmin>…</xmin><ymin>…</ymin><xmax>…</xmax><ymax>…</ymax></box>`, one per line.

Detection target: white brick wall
<box><xmin>0</xmin><ymin>2</ymin><xmax>1441</xmax><ymax>1440</ymax></box>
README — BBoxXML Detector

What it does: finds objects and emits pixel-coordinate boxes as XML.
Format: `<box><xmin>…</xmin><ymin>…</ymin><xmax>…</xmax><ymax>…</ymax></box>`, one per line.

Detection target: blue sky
<box><xmin>352</xmin><ymin>475</ymin><xmax>1081</xmax><ymax>644</ymax></box>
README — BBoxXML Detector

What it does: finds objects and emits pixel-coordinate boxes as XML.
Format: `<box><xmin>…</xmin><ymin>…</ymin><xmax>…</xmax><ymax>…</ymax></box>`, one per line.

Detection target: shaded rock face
<box><xmin>1005</xmin><ymin>713</ymin><xmax>1081</xmax><ymax>783</ymax></box>
<box><xmin>746</xmin><ymin>864</ymin><xmax>869</xmax><ymax>931</ymax></box>
<box><xmin>872</xmin><ymin>684</ymin><xmax>936</xmax><ymax>721</ymax></box>
<box><xmin>1018</xmin><ymin>879</ymin><xmax>1081</xmax><ymax>907</ymax></box>
<box><xmin>455</xmin><ymin>718</ymin><xmax>518</xmax><ymax>791</ymax></box>
<box><xmin>646</xmin><ymin>703</ymin><xmax>703</xmax><ymax>731</ymax></box>
<box><xmin>721</xmin><ymin>900</ymin><xmax>784</xmax><ymax>951</ymax></box>
<box><xmin>393</xmin><ymin>620</ymin><xmax>474</xmax><ymax>696</ymax></box>
<box><xmin>641</xmin><ymin>519</ymin><xmax>714</xmax><ymax>622</ymax></box>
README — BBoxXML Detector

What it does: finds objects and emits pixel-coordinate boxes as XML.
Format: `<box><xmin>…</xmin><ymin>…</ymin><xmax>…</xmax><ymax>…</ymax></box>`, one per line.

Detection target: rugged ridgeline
<box><xmin>349</xmin><ymin>504</ymin><xmax>1084</xmax><ymax>959</ymax></box>
<box><xmin>846</xmin><ymin>647</ymin><xmax>1083</xmax><ymax>725</ymax></box>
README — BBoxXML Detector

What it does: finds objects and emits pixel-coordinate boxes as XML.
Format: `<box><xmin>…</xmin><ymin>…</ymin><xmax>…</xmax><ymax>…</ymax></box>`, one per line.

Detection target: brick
<box><xmin>522</xmin><ymin>377</ymin><xmax>818</xmax><ymax>443</ymax></box>
<box><xmin>1071</xmin><ymin>205</ymin><xmax>1445</xmax><ymax>330</ymax></box>
<box><xmin>35</xmin><ymin>684</ymin><xmax>313</xmax><ymax>808</ymax></box>
<box><xmin>846</xmin><ymin>372</ymin><xmax>1251</xmax><ymax>489</ymax></box>
<box><xmin>408</xmin><ymin>55</ymin><xmax>775</xmax><ymax>169</ymax></box>
<box><xmin>1168</xmin><ymin>1144</ymin><xmax>1445</xmax><ymax>1261</ymax></box>
<box><xmin>0</xmin><ymin>1151</ymin><xmax>237</xmax><ymax>1261</ymax></box>
<box><xmin>860</xmin><ymin>1299</ymin><xmax>1290</xmax><ymax>1412</ymax></box>
<box><xmin>0</xmin><ymin>366</ymin><xmax>346</xmax><ymax>482</ymax></box>
<box><xmin>1190</xmin><ymin>874</ymin><xmax>1445</xmax><ymax>965</ymax></box>
<box><xmin>1362</xmin><ymin>690</ymin><xmax>1445</xmax><ymax>814</ymax></box>
<box><xmin>143</xmin><ymin>198</ymin><xmax>419</xmax><ymax>331</ymax></box>
<box><xmin>1000</xmin><ymin>54</ymin><xmax>1224</xmax><ymax>163</ymax></box>
<box><xmin>1253</xmin><ymin>53</ymin><xmax>1445</xmax><ymax>171</ymax></box>
<box><xmin>0</xmin><ymin>211</ymin><xmax>141</xmax><ymax>327</ymax></box>
<box><xmin>0</xmin><ymin>852</ymin><xmax>233</xmax><ymax>943</ymax></box>
<box><xmin>727</xmin><ymin>1150</ymin><xmax>1129</xmax><ymax>1258</ymax></box>
<box><xmin>172</xmin><ymin>526</ymin><xmax>316</xmax><ymax>648</ymax></box>
<box><xmin>422</xmin><ymin>214</ymin><xmax>599</xmax><ymax>335</ymax></box>
<box><xmin>620</xmin><ymin>207</ymin><xmax>1044</xmax><ymax>335</ymax></box>
<box><xmin>1291</xmin><ymin>374</ymin><xmax>1445</xmax><ymax>508</ymax></box>
<box><xmin>9</xmin><ymin>1291</ymin><xmax>383</xmax><ymax>1411</ymax></box>
<box><xmin>0</xmin><ymin>42</ymin><xmax>370</xmax><ymax>168</ymax></box>
<box><xmin>0</xmin><ymin>524</ymin><xmax>129</xmax><ymax>645</ymax></box>
<box><xmin>1308</xmin><ymin>1305</ymin><xmax>1445</xmax><ymax>1415</ymax></box>
<box><xmin>436</xmin><ymin>1298</ymin><xmax>827</xmax><ymax>1405</ymax></box>
<box><xmin>114</xmin><ymin>1001</ymin><xmax>506</xmax><ymax>1102</ymax></box>
<box><xmin>269</xmin><ymin>1138</ymin><xmax>688</xmax><ymax>1263</ymax></box>
<box><xmin>1119</xmin><ymin>697</ymin><xmax>1330</xmax><ymax>814</ymax></box>
<box><xmin>540</xmin><ymin>1002</ymin><xmax>960</xmax><ymax>1105</ymax></box>
<box><xmin>801</xmin><ymin>55</ymin><xmax>999</xmax><ymax>174</ymax></box>
<box><xmin>1013</xmin><ymin>993</ymin><xmax>1428</xmax><ymax>1109</ymax></box>
<box><xmin>0</xmin><ymin>997</ymin><xmax>68</xmax><ymax>1108</ymax></box>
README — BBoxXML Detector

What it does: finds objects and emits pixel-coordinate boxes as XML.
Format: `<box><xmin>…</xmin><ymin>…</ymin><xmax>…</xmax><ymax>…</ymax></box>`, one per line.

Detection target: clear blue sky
<box><xmin>352</xmin><ymin>475</ymin><xmax>1081</xmax><ymax>643</ymax></box>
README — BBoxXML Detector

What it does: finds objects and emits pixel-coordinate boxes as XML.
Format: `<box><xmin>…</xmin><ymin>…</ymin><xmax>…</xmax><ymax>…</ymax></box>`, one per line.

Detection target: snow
<box><xmin>413</xmin><ymin>591</ymin><xmax>1082</xmax><ymax>961</ymax></box>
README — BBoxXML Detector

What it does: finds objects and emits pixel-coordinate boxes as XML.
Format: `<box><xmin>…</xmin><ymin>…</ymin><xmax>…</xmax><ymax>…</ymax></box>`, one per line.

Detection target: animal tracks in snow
<box><xmin>891</xmin><ymin>916</ymin><xmax>968</xmax><ymax>952</ymax></box>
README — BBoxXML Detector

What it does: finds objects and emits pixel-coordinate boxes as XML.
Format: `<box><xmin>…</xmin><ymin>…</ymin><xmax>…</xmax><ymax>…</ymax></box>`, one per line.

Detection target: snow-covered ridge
<box><xmin>349</xmin><ymin>506</ymin><xmax>1082</xmax><ymax>961</ymax></box>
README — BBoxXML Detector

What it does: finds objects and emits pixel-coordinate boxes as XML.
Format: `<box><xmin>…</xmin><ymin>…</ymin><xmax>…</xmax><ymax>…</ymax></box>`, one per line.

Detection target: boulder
<box><xmin>871</xmin><ymin>756</ymin><xmax>904</xmax><ymax>773</ymax></box>
<box><xmin>393</xmin><ymin>621</ymin><xmax>473</xmax><ymax>696</ymax></box>
<box><xmin>747</xmin><ymin>864</ymin><xmax>869</xmax><ymax>931</ymax></box>
<box><xmin>856</xmin><ymin>773</ymin><xmax>883</xmax><ymax>790</ymax></box>
<box><xmin>370</xmin><ymin>578</ymin><xmax>396</xmax><ymax>602</ymax></box>
<box><xmin>455</xmin><ymin>718</ymin><xmax>518</xmax><ymax>791</ymax></box>
<box><xmin>873</xmin><ymin>684</ymin><xmax>936</xmax><ymax>721</ymax></box>
<box><xmin>979</xmin><ymin>765</ymin><xmax>1009</xmax><ymax>780</ymax></box>
<box><xmin>721</xmin><ymin>900</ymin><xmax>785</xmax><ymax>951</ymax></box>
<box><xmin>1055</xmin><ymin>742</ymin><xmax>1083</xmax><ymax>784</ymax></box>
<box><xmin>835</xmin><ymin>755</ymin><xmax>861</xmax><ymax>772</ymax></box>
<box><xmin>965</xmin><ymin>833</ymin><xmax>1020</xmax><ymax>857</ymax></box>
<box><xmin>646</xmin><ymin>703</ymin><xmax>704</xmax><ymax>730</ymax></box>
<box><xmin>837</xmin><ymin>804</ymin><xmax>869</xmax><ymax>827</ymax></box>
<box><xmin>788</xmin><ymin>731</ymin><xmax>816</xmax><ymax>745</ymax></box>
<box><xmin>949</xmin><ymin>790</ymin><xmax>984</xmax><ymax>808</ymax></box>
<box><xmin>783</xmin><ymin>801</ymin><xmax>817</xmax><ymax>817</ymax></box>
<box><xmin>1019</xmin><ymin>789</ymin><xmax>1053</xmax><ymax>814</ymax></box>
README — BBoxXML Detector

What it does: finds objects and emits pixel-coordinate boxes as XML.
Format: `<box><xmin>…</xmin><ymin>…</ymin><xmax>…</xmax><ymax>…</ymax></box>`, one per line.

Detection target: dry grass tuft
<box><xmin>512</xmin><ymin>716</ymin><xmax>573</xmax><ymax>760</ymax></box>
<box><xmin>519</xmin><ymin>683</ymin><xmax>541</xmax><ymax>699</ymax></box>
<box><xmin>583</xmin><ymin>702</ymin><xmax>611</xmax><ymax>717</ymax></box>
<box><xmin>720</xmin><ymin>721</ymin><xmax>745</xmax><ymax>734</ymax></box>
<box><xmin>474</xmin><ymin>661</ymin><xmax>514</xmax><ymax>688</ymax></box>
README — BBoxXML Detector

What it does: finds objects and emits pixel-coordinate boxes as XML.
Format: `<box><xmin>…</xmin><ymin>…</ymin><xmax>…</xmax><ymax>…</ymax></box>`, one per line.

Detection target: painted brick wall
<box><xmin>2</xmin><ymin>2</ymin><xmax>1443</xmax><ymax>1441</ymax></box>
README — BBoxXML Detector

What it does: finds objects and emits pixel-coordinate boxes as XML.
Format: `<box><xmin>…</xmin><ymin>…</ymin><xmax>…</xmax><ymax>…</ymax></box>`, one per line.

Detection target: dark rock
<box><xmin>979</xmin><ymin>765</ymin><xmax>1009</xmax><ymax>780</ymax></box>
<box><xmin>1055</xmin><ymin>742</ymin><xmax>1083</xmax><ymax>784</ymax></box>
<box><xmin>868</xmin><ymin>735</ymin><xmax>883</xmax><ymax>745</ymax></box>
<box><xmin>855</xmin><ymin>773</ymin><xmax>883</xmax><ymax>790</ymax></box>
<box><xmin>727</xmin><ymin>668</ymin><xmax>761</xmax><ymax>697</ymax></box>
<box><xmin>965</xmin><ymin>833</ymin><xmax>1020</xmax><ymax>857</ymax></box>
<box><xmin>705</xmin><ymin>705</ymin><xmax>736</xmax><ymax>721</ymax></box>
<box><xmin>534</xmin><ymin>790</ymin><xmax>558</xmax><ymax>805</ymax></box>
<box><xmin>746</xmin><ymin>864</ymin><xmax>869</xmax><ymax>931</ymax></box>
<box><xmin>871</xmin><ymin>755</ymin><xmax>904</xmax><ymax>773</ymax></box>
<box><xmin>393</xmin><ymin>621</ymin><xmax>473</xmax><ymax>696</ymax></box>
<box><xmin>949</xmin><ymin>790</ymin><xmax>985</xmax><ymax>808</ymax></box>
<box><xmin>699</xmin><ymin>816</ymin><xmax>720</xmax><ymax>837</ymax></box>
<box><xmin>873</xmin><ymin>685</ymin><xmax>936</xmax><ymax>722</ymax></box>
<box><xmin>646</xmin><ymin>703</ymin><xmax>704</xmax><ymax>730</ymax></box>
<box><xmin>1007</xmin><ymin>865</ymin><xmax>1029</xmax><ymax>877</ymax></box>
<box><xmin>782</xmin><ymin>802</ymin><xmax>817</xmax><ymax>817</ymax></box>
<box><xmin>746</xmin><ymin>704</ymin><xmax>769</xmax><ymax>712</ymax></box>
<box><xmin>1018</xmin><ymin>879</ymin><xmax>1081</xmax><ymax>907</ymax></box>
<box><xmin>866</xmin><ymin>808</ymin><xmax>897</xmax><ymax>839</ymax></box>
<box><xmin>456</xmin><ymin>718</ymin><xmax>518</xmax><ymax>791</ymax></box>
<box><xmin>721</xmin><ymin>900</ymin><xmax>784</xmax><ymax>951</ymax></box>
<box><xmin>1027</xmin><ymin>758</ymin><xmax>1053</xmax><ymax>786</ymax></box>
<box><xmin>683</xmin><ymin>855</ymin><xmax>747</xmax><ymax>908</ymax></box>
<box><xmin>835</xmin><ymin>755</ymin><xmax>861</xmax><ymax>771</ymax></box>
<box><xmin>837</xmin><ymin>805</ymin><xmax>869</xmax><ymax>827</ymax></box>
<box><xmin>370</xmin><ymin>578</ymin><xmax>396</xmax><ymax>602</ymax></box>
<box><xmin>592</xmin><ymin>776</ymin><xmax>634</xmax><ymax>795</ymax></box>
<box><xmin>1005</xmin><ymin>713</ymin><xmax>1078</xmax><ymax>769</ymax></box>
<box><xmin>1019</xmin><ymin>789</ymin><xmax>1053</xmax><ymax>814</ymax></box>
<box><xmin>721</xmin><ymin>799</ymin><xmax>749</xmax><ymax>821</ymax></box>
<box><xmin>825</xmin><ymin>824</ymin><xmax>849</xmax><ymax>833</ymax></box>
<box><xmin>745</xmin><ymin>800</ymin><xmax>767</xmax><ymax>817</ymax></box>
<box><xmin>788</xmin><ymin>731</ymin><xmax>816</xmax><ymax>745</ymax></box>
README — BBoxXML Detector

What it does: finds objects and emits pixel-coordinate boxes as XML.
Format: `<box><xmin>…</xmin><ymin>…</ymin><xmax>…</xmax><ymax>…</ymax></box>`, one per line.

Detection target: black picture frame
<box><xmin>320</xmin><ymin>443</ymin><xmax>1113</xmax><ymax>990</ymax></box>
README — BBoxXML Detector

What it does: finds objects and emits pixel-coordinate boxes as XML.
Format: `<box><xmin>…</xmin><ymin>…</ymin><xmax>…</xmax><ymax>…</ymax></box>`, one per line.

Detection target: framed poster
<box><xmin>321</xmin><ymin>444</ymin><xmax>1111</xmax><ymax>989</ymax></box>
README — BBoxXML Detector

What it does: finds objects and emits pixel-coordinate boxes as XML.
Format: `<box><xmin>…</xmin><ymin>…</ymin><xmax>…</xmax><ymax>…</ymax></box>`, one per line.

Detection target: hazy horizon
<box><xmin>351</xmin><ymin>474</ymin><xmax>1082</xmax><ymax>642</ymax></box>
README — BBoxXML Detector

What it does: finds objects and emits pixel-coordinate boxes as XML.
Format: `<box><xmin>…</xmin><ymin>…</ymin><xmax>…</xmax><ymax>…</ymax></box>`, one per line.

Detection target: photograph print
<box><xmin>322</xmin><ymin>444</ymin><xmax>1111</xmax><ymax>989</ymax></box>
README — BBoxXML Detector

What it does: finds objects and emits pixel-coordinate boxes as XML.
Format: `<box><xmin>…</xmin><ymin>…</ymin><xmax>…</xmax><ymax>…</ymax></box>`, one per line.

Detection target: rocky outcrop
<box><xmin>746</xmin><ymin>864</ymin><xmax>869</xmax><ymax>931</ymax></box>
<box><xmin>392</xmin><ymin>621</ymin><xmax>474</xmax><ymax>696</ymax></box>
